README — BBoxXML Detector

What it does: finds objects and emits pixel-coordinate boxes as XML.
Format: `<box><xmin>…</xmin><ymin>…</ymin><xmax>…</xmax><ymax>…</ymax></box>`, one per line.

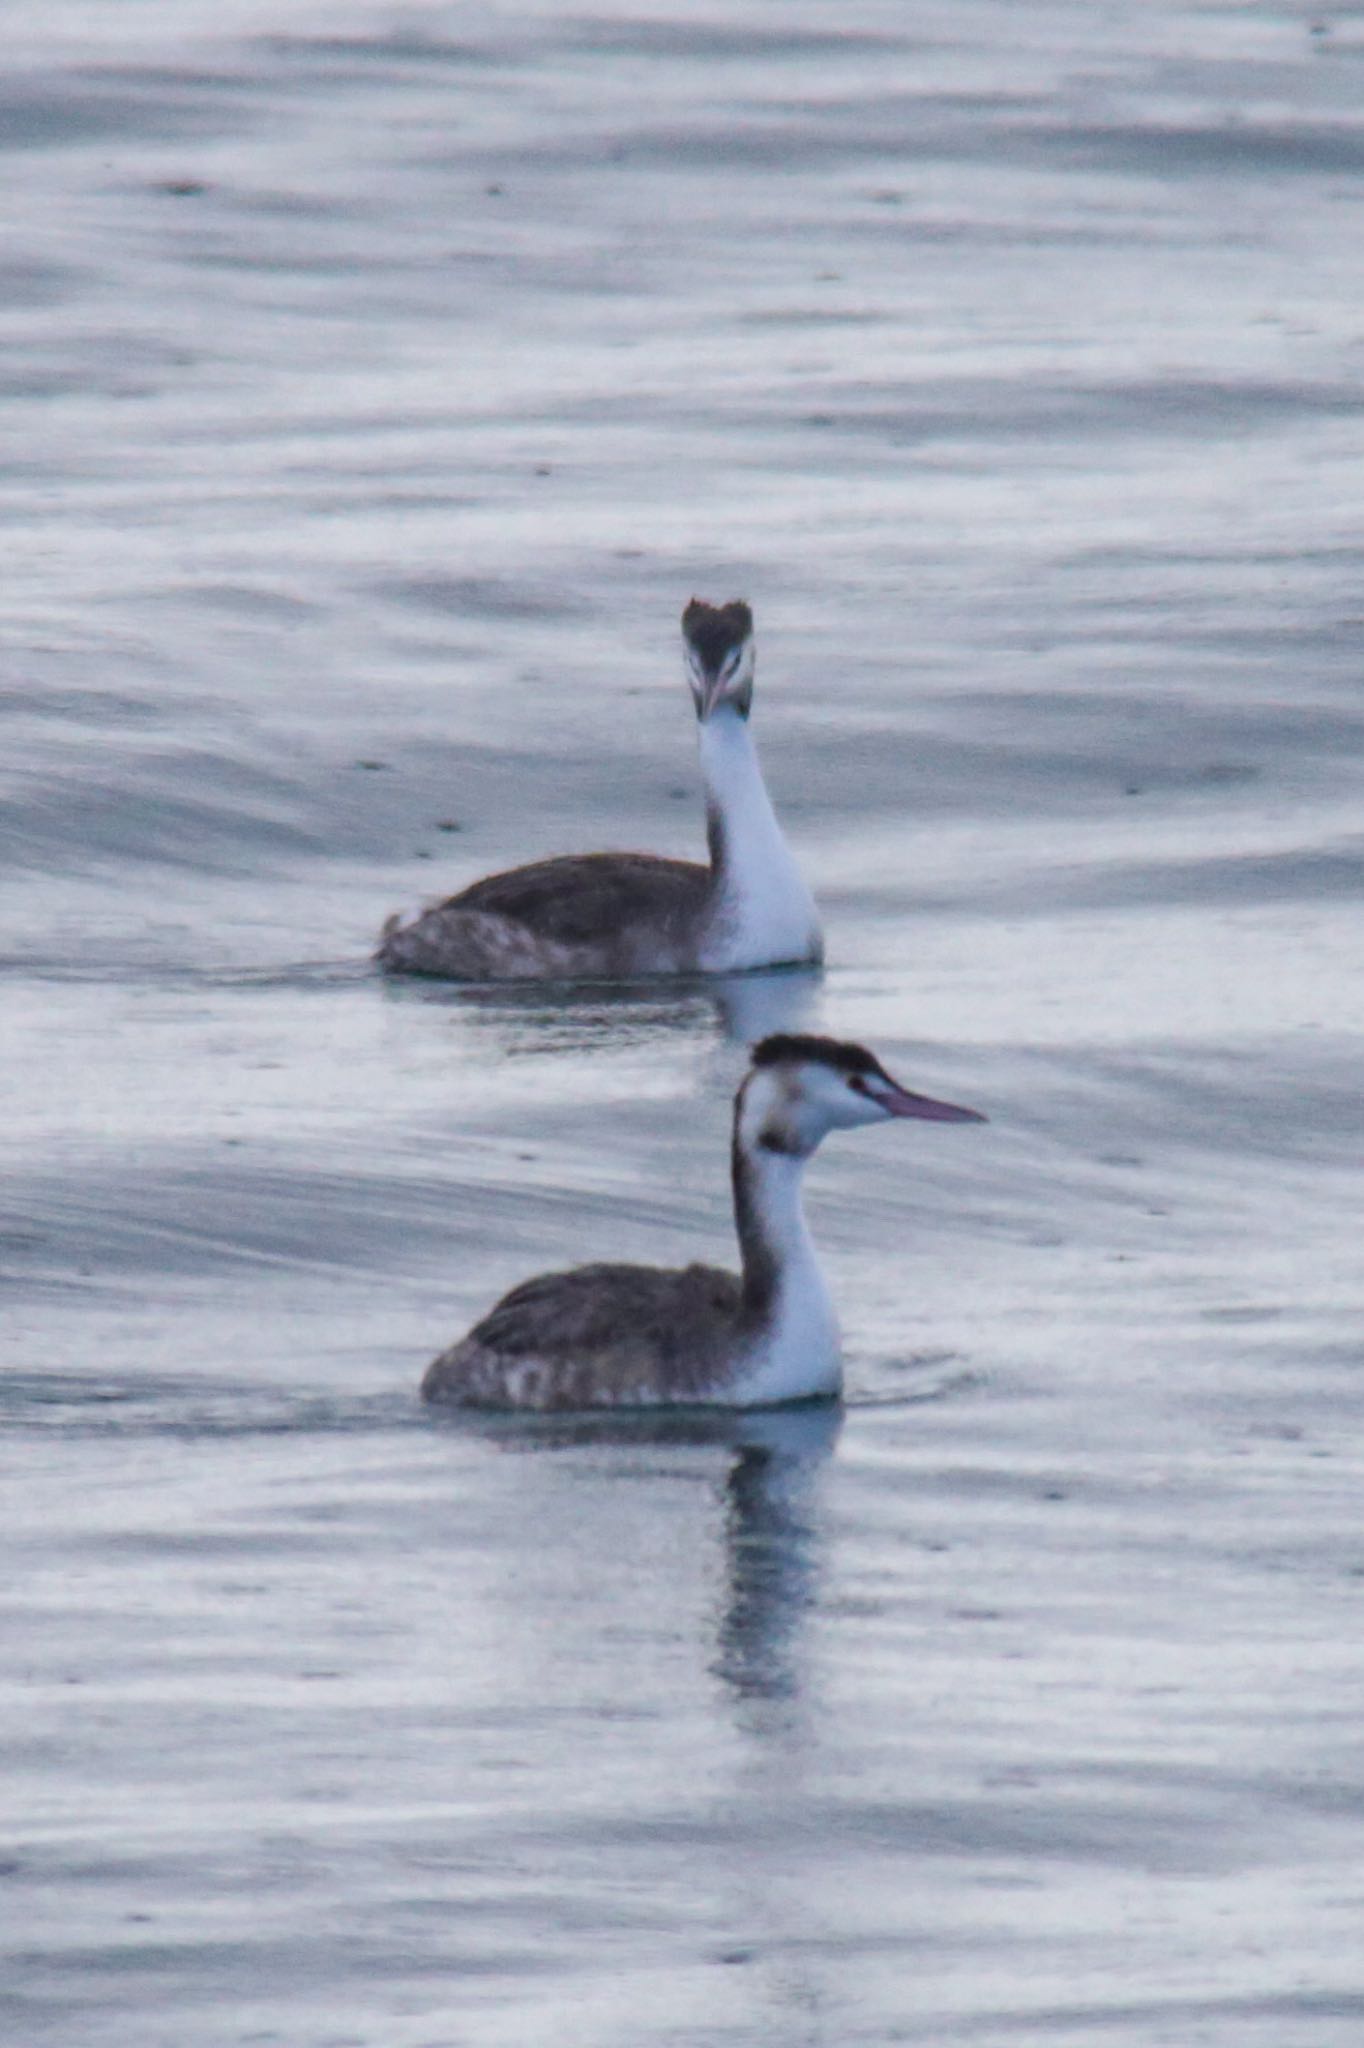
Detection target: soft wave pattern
<box><xmin>4</xmin><ymin>4</ymin><xmax>1363</xmax><ymax>2044</ymax></box>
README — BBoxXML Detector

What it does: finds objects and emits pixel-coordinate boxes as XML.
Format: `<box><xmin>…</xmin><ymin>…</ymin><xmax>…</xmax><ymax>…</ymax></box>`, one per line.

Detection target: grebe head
<box><xmin>682</xmin><ymin>598</ymin><xmax>755</xmax><ymax>722</ymax></box>
<box><xmin>740</xmin><ymin>1034</ymin><xmax>986</xmax><ymax>1159</ymax></box>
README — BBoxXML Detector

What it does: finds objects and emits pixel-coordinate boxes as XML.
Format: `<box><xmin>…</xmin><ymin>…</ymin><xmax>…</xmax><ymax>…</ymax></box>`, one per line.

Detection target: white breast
<box><xmin>697</xmin><ymin>712</ymin><xmax>822</xmax><ymax>972</ymax></box>
<box><xmin>730</xmin><ymin>1268</ymin><xmax>842</xmax><ymax>1406</ymax></box>
<box><xmin>722</xmin><ymin>1142</ymin><xmax>842</xmax><ymax>1407</ymax></box>
<box><xmin>703</xmin><ymin>861</ymin><xmax>822</xmax><ymax>974</ymax></box>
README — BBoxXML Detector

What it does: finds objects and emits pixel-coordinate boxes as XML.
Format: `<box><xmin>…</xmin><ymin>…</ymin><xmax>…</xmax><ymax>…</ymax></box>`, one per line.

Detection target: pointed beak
<box><xmin>697</xmin><ymin>671</ymin><xmax>726</xmax><ymax>722</ymax></box>
<box><xmin>877</xmin><ymin>1079</ymin><xmax>986</xmax><ymax>1124</ymax></box>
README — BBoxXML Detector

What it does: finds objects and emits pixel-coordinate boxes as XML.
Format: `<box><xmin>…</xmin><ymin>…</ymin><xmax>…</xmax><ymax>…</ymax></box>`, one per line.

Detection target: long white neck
<box><xmin>697</xmin><ymin>710</ymin><xmax>822</xmax><ymax>972</ymax></box>
<box><xmin>730</xmin><ymin>1135</ymin><xmax>841</xmax><ymax>1404</ymax></box>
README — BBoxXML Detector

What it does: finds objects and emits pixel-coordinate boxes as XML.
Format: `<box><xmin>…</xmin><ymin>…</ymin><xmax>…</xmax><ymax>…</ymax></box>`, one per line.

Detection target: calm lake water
<box><xmin>4</xmin><ymin>3</ymin><xmax>1364</xmax><ymax>2043</ymax></box>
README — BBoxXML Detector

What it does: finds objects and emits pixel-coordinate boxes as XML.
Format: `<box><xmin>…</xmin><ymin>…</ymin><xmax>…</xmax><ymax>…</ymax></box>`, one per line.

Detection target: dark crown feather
<box><xmin>682</xmin><ymin>598</ymin><xmax>753</xmax><ymax>673</ymax></box>
<box><xmin>751</xmin><ymin>1033</ymin><xmax>883</xmax><ymax>1078</ymax></box>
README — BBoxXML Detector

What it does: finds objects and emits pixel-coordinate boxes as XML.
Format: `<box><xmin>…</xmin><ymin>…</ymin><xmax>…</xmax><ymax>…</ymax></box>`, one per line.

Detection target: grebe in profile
<box><xmin>422</xmin><ymin>1035</ymin><xmax>985</xmax><ymax>1411</ymax></box>
<box><xmin>378</xmin><ymin>600</ymin><xmax>822</xmax><ymax>980</ymax></box>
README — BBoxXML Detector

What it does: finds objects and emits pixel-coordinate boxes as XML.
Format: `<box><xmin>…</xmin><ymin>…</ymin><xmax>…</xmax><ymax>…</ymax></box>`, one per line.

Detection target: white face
<box><xmin>741</xmin><ymin>1056</ymin><xmax>985</xmax><ymax>1159</ymax></box>
<box><xmin>742</xmin><ymin>1060</ymin><xmax>900</xmax><ymax>1157</ymax></box>
<box><xmin>684</xmin><ymin>634</ymin><xmax>755</xmax><ymax>722</ymax></box>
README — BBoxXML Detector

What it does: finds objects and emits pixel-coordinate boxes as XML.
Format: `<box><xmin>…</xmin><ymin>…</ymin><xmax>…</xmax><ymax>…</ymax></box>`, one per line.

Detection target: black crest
<box><xmin>682</xmin><ymin>598</ymin><xmax>753</xmax><ymax>674</ymax></box>
<box><xmin>751</xmin><ymin>1033</ymin><xmax>884</xmax><ymax>1078</ymax></box>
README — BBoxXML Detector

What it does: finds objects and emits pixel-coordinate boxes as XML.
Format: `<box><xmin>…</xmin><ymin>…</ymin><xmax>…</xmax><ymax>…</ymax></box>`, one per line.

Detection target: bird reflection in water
<box><xmin>711</xmin><ymin>1400</ymin><xmax>841</xmax><ymax>1704</ymax></box>
<box><xmin>381</xmin><ymin>962</ymin><xmax>823</xmax><ymax>1053</ymax></box>
<box><xmin>458</xmin><ymin>1398</ymin><xmax>841</xmax><ymax>1706</ymax></box>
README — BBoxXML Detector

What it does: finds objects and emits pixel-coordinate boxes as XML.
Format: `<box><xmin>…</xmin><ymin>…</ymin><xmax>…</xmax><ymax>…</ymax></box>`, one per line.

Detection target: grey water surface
<box><xmin>4</xmin><ymin>3</ymin><xmax>1364</xmax><ymax>2043</ymax></box>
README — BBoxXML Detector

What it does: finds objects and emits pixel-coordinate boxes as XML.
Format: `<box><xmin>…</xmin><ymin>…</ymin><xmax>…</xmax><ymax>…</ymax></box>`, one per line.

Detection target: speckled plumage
<box><xmin>379</xmin><ymin>851</ymin><xmax>710</xmax><ymax>979</ymax></box>
<box><xmin>422</xmin><ymin>1261</ymin><xmax>745</xmax><ymax>1409</ymax></box>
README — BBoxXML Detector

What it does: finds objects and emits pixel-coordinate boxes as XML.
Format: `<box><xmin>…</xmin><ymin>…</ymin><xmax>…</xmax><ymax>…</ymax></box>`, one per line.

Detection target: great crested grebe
<box><xmin>378</xmin><ymin>599</ymin><xmax>822</xmax><ymax>980</ymax></box>
<box><xmin>422</xmin><ymin>1035</ymin><xmax>985</xmax><ymax>1410</ymax></box>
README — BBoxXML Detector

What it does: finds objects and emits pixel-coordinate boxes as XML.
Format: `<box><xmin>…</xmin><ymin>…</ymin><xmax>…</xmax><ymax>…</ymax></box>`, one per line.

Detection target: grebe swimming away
<box><xmin>378</xmin><ymin>600</ymin><xmax>822</xmax><ymax>980</ymax></box>
<box><xmin>422</xmin><ymin>1035</ymin><xmax>985</xmax><ymax>1410</ymax></box>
